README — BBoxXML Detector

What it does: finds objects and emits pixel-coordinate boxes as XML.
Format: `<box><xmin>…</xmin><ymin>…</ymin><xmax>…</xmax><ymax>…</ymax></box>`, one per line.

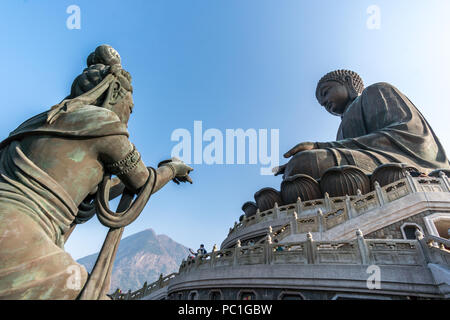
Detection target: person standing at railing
<box><xmin>197</xmin><ymin>244</ymin><xmax>207</xmax><ymax>255</ymax></box>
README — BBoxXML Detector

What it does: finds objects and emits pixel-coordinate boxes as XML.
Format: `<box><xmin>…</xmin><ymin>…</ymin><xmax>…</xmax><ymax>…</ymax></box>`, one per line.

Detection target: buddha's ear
<box><xmin>344</xmin><ymin>75</ymin><xmax>358</xmax><ymax>100</ymax></box>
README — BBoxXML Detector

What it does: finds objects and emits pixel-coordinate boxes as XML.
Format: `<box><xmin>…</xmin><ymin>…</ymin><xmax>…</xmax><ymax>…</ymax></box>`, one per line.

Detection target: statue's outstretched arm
<box><xmin>96</xmin><ymin>135</ymin><xmax>193</xmax><ymax>194</ymax></box>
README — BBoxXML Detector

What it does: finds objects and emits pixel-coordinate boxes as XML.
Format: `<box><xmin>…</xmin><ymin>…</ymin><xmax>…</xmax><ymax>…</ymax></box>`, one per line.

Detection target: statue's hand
<box><xmin>158</xmin><ymin>157</ymin><xmax>194</xmax><ymax>184</ymax></box>
<box><xmin>283</xmin><ymin>142</ymin><xmax>316</xmax><ymax>158</ymax></box>
<box><xmin>272</xmin><ymin>164</ymin><xmax>287</xmax><ymax>177</ymax></box>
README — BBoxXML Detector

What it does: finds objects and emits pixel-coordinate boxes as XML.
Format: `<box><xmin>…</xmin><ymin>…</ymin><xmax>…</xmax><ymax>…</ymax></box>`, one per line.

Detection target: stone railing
<box><xmin>109</xmin><ymin>273</ymin><xmax>177</xmax><ymax>300</ymax></box>
<box><xmin>179</xmin><ymin>230</ymin><xmax>449</xmax><ymax>273</ymax></box>
<box><xmin>110</xmin><ymin>234</ymin><xmax>449</xmax><ymax>300</ymax></box>
<box><xmin>228</xmin><ymin>174</ymin><xmax>450</xmax><ymax>238</ymax></box>
<box><xmin>417</xmin><ymin>232</ymin><xmax>450</xmax><ymax>265</ymax></box>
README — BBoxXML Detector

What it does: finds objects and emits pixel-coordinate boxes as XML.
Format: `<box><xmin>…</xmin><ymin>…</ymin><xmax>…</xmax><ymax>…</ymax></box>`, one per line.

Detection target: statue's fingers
<box><xmin>172</xmin><ymin>178</ymin><xmax>180</xmax><ymax>185</ymax></box>
<box><xmin>283</xmin><ymin>150</ymin><xmax>293</xmax><ymax>158</ymax></box>
<box><xmin>185</xmin><ymin>175</ymin><xmax>193</xmax><ymax>184</ymax></box>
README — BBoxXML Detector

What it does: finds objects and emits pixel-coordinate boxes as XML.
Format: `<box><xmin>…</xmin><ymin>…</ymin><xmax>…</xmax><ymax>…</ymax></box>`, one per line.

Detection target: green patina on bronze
<box><xmin>67</xmin><ymin>148</ymin><xmax>86</xmax><ymax>163</ymax></box>
<box><xmin>0</xmin><ymin>45</ymin><xmax>194</xmax><ymax>300</ymax></box>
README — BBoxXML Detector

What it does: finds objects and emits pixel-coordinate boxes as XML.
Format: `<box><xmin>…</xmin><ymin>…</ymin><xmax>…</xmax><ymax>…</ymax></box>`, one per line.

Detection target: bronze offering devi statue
<box><xmin>0</xmin><ymin>45</ymin><xmax>193</xmax><ymax>300</ymax></box>
<box><xmin>275</xmin><ymin>69</ymin><xmax>450</xmax><ymax>180</ymax></box>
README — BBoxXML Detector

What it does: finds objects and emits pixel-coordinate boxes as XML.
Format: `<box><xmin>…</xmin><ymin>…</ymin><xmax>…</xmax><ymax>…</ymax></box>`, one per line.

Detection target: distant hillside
<box><xmin>77</xmin><ymin>228</ymin><xmax>189</xmax><ymax>292</ymax></box>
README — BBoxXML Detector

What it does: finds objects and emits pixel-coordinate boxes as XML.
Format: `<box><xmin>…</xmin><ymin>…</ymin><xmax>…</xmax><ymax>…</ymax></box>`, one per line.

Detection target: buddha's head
<box><xmin>315</xmin><ymin>70</ymin><xmax>364</xmax><ymax>116</ymax></box>
<box><xmin>69</xmin><ymin>45</ymin><xmax>134</xmax><ymax>124</ymax></box>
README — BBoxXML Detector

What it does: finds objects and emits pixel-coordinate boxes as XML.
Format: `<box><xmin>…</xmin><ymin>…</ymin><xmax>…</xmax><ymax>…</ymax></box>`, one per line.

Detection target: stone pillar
<box><xmin>356</xmin><ymin>229</ymin><xmax>370</xmax><ymax>265</ymax></box>
<box><xmin>211</xmin><ymin>245</ymin><xmax>218</xmax><ymax>268</ymax></box>
<box><xmin>439</xmin><ymin>171</ymin><xmax>450</xmax><ymax>192</ymax></box>
<box><xmin>296</xmin><ymin>197</ymin><xmax>303</xmax><ymax>214</ymax></box>
<box><xmin>317</xmin><ymin>209</ymin><xmax>324</xmax><ymax>234</ymax></box>
<box><xmin>324</xmin><ymin>193</ymin><xmax>331</xmax><ymax>211</ymax></box>
<box><xmin>273</xmin><ymin>202</ymin><xmax>279</xmax><ymax>219</ymax></box>
<box><xmin>415</xmin><ymin>230</ymin><xmax>431</xmax><ymax>264</ymax></box>
<box><xmin>345</xmin><ymin>195</ymin><xmax>355</xmax><ymax>219</ymax></box>
<box><xmin>374</xmin><ymin>181</ymin><xmax>386</xmax><ymax>206</ymax></box>
<box><xmin>265</xmin><ymin>234</ymin><xmax>273</xmax><ymax>265</ymax></box>
<box><xmin>290</xmin><ymin>211</ymin><xmax>298</xmax><ymax>235</ymax></box>
<box><xmin>142</xmin><ymin>281</ymin><xmax>148</xmax><ymax>297</ymax></box>
<box><xmin>234</xmin><ymin>239</ymin><xmax>241</xmax><ymax>266</ymax></box>
<box><xmin>306</xmin><ymin>232</ymin><xmax>315</xmax><ymax>264</ymax></box>
<box><xmin>405</xmin><ymin>170</ymin><xmax>418</xmax><ymax>193</ymax></box>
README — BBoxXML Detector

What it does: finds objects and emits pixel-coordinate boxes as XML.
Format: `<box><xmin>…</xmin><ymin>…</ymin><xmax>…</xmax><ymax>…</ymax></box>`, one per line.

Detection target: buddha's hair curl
<box><xmin>69</xmin><ymin>44</ymin><xmax>133</xmax><ymax>101</ymax></box>
<box><xmin>315</xmin><ymin>69</ymin><xmax>364</xmax><ymax>101</ymax></box>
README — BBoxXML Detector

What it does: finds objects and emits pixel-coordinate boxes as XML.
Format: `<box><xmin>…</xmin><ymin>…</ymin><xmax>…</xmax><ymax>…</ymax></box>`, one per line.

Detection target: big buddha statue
<box><xmin>276</xmin><ymin>69</ymin><xmax>450</xmax><ymax>180</ymax></box>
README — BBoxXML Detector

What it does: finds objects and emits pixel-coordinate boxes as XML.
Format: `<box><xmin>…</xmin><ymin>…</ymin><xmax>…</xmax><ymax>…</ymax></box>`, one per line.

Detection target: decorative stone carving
<box><xmin>370</xmin><ymin>163</ymin><xmax>419</xmax><ymax>187</ymax></box>
<box><xmin>241</xmin><ymin>201</ymin><xmax>258</xmax><ymax>218</ymax></box>
<box><xmin>254</xmin><ymin>188</ymin><xmax>283</xmax><ymax>212</ymax></box>
<box><xmin>320</xmin><ymin>165</ymin><xmax>370</xmax><ymax>197</ymax></box>
<box><xmin>280</xmin><ymin>174</ymin><xmax>322</xmax><ymax>204</ymax></box>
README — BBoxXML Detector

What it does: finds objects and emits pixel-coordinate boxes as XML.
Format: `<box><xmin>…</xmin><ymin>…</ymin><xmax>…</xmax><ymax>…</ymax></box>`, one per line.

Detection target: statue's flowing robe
<box><xmin>0</xmin><ymin>105</ymin><xmax>128</xmax><ymax>299</ymax></box>
<box><xmin>291</xmin><ymin>82</ymin><xmax>449</xmax><ymax>177</ymax></box>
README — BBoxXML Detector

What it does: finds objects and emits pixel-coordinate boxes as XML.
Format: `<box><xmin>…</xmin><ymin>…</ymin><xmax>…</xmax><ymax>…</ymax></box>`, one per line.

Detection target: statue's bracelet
<box><xmin>160</xmin><ymin>163</ymin><xmax>177</xmax><ymax>180</ymax></box>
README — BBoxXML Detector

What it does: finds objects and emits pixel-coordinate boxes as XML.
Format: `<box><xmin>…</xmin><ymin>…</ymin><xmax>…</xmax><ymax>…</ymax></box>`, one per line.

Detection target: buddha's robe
<box><xmin>0</xmin><ymin>105</ymin><xmax>128</xmax><ymax>299</ymax></box>
<box><xmin>285</xmin><ymin>82</ymin><xmax>450</xmax><ymax>178</ymax></box>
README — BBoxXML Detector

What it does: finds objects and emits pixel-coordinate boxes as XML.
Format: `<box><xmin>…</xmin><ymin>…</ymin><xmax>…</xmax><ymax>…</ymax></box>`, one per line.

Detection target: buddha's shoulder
<box><xmin>363</xmin><ymin>82</ymin><xmax>400</xmax><ymax>94</ymax></box>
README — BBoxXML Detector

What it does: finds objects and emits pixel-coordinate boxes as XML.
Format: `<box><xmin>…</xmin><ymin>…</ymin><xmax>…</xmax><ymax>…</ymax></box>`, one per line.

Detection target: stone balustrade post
<box><xmin>405</xmin><ymin>171</ymin><xmax>418</xmax><ymax>193</ymax></box>
<box><xmin>324</xmin><ymin>193</ymin><xmax>331</xmax><ymax>211</ymax></box>
<box><xmin>233</xmin><ymin>239</ymin><xmax>241</xmax><ymax>266</ymax></box>
<box><xmin>356</xmin><ymin>189</ymin><xmax>362</xmax><ymax>197</ymax></box>
<box><xmin>142</xmin><ymin>281</ymin><xmax>148</xmax><ymax>296</ymax></box>
<box><xmin>273</xmin><ymin>202</ymin><xmax>279</xmax><ymax>219</ymax></box>
<box><xmin>317</xmin><ymin>209</ymin><xmax>324</xmax><ymax>234</ymax></box>
<box><xmin>290</xmin><ymin>211</ymin><xmax>298</xmax><ymax>235</ymax></box>
<box><xmin>373</xmin><ymin>181</ymin><xmax>386</xmax><ymax>206</ymax></box>
<box><xmin>415</xmin><ymin>230</ymin><xmax>431</xmax><ymax>264</ymax></box>
<box><xmin>265</xmin><ymin>234</ymin><xmax>273</xmax><ymax>264</ymax></box>
<box><xmin>306</xmin><ymin>232</ymin><xmax>315</xmax><ymax>264</ymax></box>
<box><xmin>439</xmin><ymin>171</ymin><xmax>450</xmax><ymax>192</ymax></box>
<box><xmin>296</xmin><ymin>197</ymin><xmax>303</xmax><ymax>214</ymax></box>
<box><xmin>356</xmin><ymin>229</ymin><xmax>370</xmax><ymax>265</ymax></box>
<box><xmin>211</xmin><ymin>244</ymin><xmax>218</xmax><ymax>268</ymax></box>
<box><xmin>345</xmin><ymin>195</ymin><xmax>355</xmax><ymax>219</ymax></box>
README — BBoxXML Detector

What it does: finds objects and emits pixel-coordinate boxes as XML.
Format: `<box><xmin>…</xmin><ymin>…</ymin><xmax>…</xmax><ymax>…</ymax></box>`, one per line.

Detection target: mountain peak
<box><xmin>77</xmin><ymin>228</ymin><xmax>189</xmax><ymax>292</ymax></box>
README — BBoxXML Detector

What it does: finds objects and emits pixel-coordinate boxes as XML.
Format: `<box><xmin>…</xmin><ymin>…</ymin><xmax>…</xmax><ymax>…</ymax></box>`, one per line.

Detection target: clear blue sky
<box><xmin>1</xmin><ymin>0</ymin><xmax>450</xmax><ymax>259</ymax></box>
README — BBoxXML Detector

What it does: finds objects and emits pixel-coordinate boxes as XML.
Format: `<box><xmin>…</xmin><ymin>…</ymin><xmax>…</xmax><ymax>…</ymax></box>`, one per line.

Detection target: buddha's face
<box><xmin>317</xmin><ymin>80</ymin><xmax>351</xmax><ymax>116</ymax></box>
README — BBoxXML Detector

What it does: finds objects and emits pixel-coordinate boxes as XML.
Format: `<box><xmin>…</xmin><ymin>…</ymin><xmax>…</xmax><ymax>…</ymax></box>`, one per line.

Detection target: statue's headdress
<box><xmin>47</xmin><ymin>45</ymin><xmax>132</xmax><ymax>124</ymax></box>
<box><xmin>315</xmin><ymin>69</ymin><xmax>364</xmax><ymax>102</ymax></box>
